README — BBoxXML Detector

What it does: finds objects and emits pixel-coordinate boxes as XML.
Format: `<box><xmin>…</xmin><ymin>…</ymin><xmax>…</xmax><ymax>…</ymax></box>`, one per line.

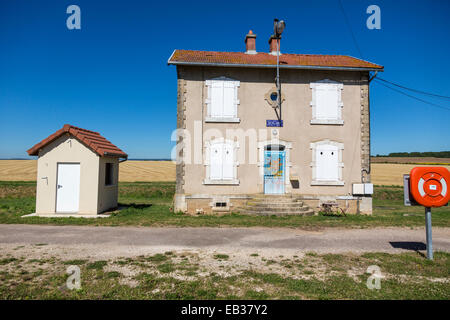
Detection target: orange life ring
<box><xmin>409</xmin><ymin>167</ymin><xmax>450</xmax><ymax>207</ymax></box>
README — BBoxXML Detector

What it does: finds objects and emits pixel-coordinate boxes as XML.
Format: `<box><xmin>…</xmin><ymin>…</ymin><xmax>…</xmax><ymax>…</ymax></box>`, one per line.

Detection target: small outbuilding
<box><xmin>27</xmin><ymin>124</ymin><xmax>127</xmax><ymax>216</ymax></box>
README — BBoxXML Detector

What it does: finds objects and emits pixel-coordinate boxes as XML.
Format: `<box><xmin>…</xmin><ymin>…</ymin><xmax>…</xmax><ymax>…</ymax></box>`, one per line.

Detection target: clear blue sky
<box><xmin>1</xmin><ymin>0</ymin><xmax>449</xmax><ymax>159</ymax></box>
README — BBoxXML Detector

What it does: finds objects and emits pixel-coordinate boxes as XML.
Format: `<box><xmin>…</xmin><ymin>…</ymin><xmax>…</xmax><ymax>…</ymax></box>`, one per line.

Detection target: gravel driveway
<box><xmin>0</xmin><ymin>225</ymin><xmax>449</xmax><ymax>259</ymax></box>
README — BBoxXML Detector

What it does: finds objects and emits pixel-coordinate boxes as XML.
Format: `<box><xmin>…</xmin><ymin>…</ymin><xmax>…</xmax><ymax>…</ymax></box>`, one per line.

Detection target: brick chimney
<box><xmin>245</xmin><ymin>30</ymin><xmax>257</xmax><ymax>54</ymax></box>
<box><xmin>268</xmin><ymin>35</ymin><xmax>281</xmax><ymax>55</ymax></box>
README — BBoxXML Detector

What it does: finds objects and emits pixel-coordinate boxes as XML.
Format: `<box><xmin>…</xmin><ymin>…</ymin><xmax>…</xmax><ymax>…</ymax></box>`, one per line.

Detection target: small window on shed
<box><xmin>105</xmin><ymin>163</ymin><xmax>114</xmax><ymax>186</ymax></box>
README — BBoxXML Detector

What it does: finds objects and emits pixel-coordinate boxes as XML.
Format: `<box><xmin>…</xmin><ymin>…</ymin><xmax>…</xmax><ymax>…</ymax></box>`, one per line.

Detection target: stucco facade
<box><xmin>173</xmin><ymin>65</ymin><xmax>375</xmax><ymax>215</ymax></box>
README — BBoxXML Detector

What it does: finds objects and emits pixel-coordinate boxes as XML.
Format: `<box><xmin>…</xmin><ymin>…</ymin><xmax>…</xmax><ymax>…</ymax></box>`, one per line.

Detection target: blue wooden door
<box><xmin>264</xmin><ymin>150</ymin><xmax>285</xmax><ymax>194</ymax></box>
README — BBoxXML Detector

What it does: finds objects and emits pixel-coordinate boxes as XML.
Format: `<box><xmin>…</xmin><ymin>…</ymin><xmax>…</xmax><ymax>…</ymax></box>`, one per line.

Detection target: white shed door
<box><xmin>56</xmin><ymin>163</ymin><xmax>80</xmax><ymax>213</ymax></box>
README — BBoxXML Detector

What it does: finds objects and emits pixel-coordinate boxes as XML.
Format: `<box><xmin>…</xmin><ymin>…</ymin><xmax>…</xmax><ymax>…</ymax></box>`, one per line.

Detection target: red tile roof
<box><xmin>168</xmin><ymin>50</ymin><xmax>383</xmax><ymax>71</ymax></box>
<box><xmin>27</xmin><ymin>124</ymin><xmax>128</xmax><ymax>158</ymax></box>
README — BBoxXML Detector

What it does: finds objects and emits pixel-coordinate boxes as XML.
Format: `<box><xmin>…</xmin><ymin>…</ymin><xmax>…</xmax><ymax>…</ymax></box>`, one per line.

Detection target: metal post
<box><xmin>425</xmin><ymin>207</ymin><xmax>433</xmax><ymax>260</ymax></box>
<box><xmin>276</xmin><ymin>38</ymin><xmax>281</xmax><ymax>122</ymax></box>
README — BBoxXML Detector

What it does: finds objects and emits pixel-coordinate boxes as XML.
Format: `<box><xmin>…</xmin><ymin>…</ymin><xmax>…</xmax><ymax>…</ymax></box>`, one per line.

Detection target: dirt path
<box><xmin>0</xmin><ymin>225</ymin><xmax>449</xmax><ymax>259</ymax></box>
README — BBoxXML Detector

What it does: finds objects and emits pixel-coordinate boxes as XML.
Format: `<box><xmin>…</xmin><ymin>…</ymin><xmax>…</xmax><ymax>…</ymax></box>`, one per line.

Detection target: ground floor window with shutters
<box><xmin>310</xmin><ymin>140</ymin><xmax>344</xmax><ymax>185</ymax></box>
<box><xmin>203</xmin><ymin>139</ymin><xmax>239</xmax><ymax>185</ymax></box>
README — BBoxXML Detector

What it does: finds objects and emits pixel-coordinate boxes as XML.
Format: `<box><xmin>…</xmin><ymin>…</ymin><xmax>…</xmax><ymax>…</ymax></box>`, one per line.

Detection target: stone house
<box><xmin>168</xmin><ymin>30</ymin><xmax>383</xmax><ymax>215</ymax></box>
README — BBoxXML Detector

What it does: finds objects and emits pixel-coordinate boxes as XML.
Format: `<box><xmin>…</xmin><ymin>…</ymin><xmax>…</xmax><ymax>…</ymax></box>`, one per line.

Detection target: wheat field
<box><xmin>119</xmin><ymin>161</ymin><xmax>175</xmax><ymax>182</ymax></box>
<box><xmin>371</xmin><ymin>157</ymin><xmax>450</xmax><ymax>164</ymax></box>
<box><xmin>371</xmin><ymin>163</ymin><xmax>450</xmax><ymax>186</ymax></box>
<box><xmin>0</xmin><ymin>160</ymin><xmax>176</xmax><ymax>182</ymax></box>
<box><xmin>0</xmin><ymin>160</ymin><xmax>37</xmax><ymax>181</ymax></box>
<box><xmin>0</xmin><ymin>160</ymin><xmax>449</xmax><ymax>186</ymax></box>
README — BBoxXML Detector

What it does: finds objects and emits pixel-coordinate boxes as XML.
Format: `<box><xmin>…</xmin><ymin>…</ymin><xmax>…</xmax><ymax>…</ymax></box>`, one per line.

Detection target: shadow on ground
<box><xmin>390</xmin><ymin>241</ymin><xmax>426</xmax><ymax>251</ymax></box>
<box><xmin>118</xmin><ymin>203</ymin><xmax>153</xmax><ymax>210</ymax></box>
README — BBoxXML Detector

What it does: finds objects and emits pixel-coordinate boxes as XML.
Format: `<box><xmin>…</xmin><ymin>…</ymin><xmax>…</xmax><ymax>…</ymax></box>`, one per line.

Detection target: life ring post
<box><xmin>425</xmin><ymin>207</ymin><xmax>433</xmax><ymax>260</ymax></box>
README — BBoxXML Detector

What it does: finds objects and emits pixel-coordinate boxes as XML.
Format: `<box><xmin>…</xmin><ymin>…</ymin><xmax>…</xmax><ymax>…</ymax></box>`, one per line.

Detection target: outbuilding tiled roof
<box><xmin>168</xmin><ymin>50</ymin><xmax>383</xmax><ymax>71</ymax></box>
<box><xmin>27</xmin><ymin>124</ymin><xmax>128</xmax><ymax>158</ymax></box>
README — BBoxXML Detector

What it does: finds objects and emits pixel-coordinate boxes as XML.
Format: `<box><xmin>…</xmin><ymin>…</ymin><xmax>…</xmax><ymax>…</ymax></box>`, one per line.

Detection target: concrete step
<box><xmin>236</xmin><ymin>195</ymin><xmax>315</xmax><ymax>216</ymax></box>
<box><xmin>238</xmin><ymin>209</ymin><xmax>315</xmax><ymax>216</ymax></box>
<box><xmin>250</xmin><ymin>195</ymin><xmax>302</xmax><ymax>200</ymax></box>
<box><xmin>247</xmin><ymin>199</ymin><xmax>304</xmax><ymax>205</ymax></box>
<box><xmin>245</xmin><ymin>202</ymin><xmax>304</xmax><ymax>208</ymax></box>
<box><xmin>240</xmin><ymin>206</ymin><xmax>311</xmax><ymax>212</ymax></box>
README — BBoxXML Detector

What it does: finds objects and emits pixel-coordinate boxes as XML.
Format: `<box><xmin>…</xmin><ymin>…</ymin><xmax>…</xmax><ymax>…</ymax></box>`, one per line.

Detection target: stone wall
<box><xmin>184</xmin><ymin>197</ymin><xmax>368</xmax><ymax>215</ymax></box>
<box><xmin>174</xmin><ymin>66</ymin><xmax>187</xmax><ymax>212</ymax></box>
<box><xmin>360</xmin><ymin>73</ymin><xmax>371</xmax><ymax>183</ymax></box>
<box><xmin>185</xmin><ymin>198</ymin><xmax>249</xmax><ymax>215</ymax></box>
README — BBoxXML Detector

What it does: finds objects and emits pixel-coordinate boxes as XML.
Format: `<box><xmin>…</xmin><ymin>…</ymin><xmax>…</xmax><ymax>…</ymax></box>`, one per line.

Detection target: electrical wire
<box><xmin>338</xmin><ymin>0</ymin><xmax>450</xmax><ymax>104</ymax></box>
<box><xmin>373</xmin><ymin>79</ymin><xmax>450</xmax><ymax>111</ymax></box>
<box><xmin>336</xmin><ymin>1</ymin><xmax>367</xmax><ymax>179</ymax></box>
<box><xmin>376</xmin><ymin>77</ymin><xmax>450</xmax><ymax>100</ymax></box>
<box><xmin>338</xmin><ymin>0</ymin><xmax>364</xmax><ymax>58</ymax></box>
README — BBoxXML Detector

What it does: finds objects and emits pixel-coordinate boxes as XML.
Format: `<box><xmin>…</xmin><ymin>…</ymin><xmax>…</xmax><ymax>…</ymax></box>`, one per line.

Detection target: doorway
<box><xmin>56</xmin><ymin>163</ymin><xmax>80</xmax><ymax>213</ymax></box>
<box><xmin>264</xmin><ymin>145</ymin><xmax>285</xmax><ymax>194</ymax></box>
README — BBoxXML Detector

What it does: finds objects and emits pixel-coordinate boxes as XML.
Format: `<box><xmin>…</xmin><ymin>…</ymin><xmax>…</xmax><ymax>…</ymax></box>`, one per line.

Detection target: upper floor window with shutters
<box><xmin>310</xmin><ymin>79</ymin><xmax>344</xmax><ymax>125</ymax></box>
<box><xmin>205</xmin><ymin>77</ymin><xmax>240</xmax><ymax>123</ymax></box>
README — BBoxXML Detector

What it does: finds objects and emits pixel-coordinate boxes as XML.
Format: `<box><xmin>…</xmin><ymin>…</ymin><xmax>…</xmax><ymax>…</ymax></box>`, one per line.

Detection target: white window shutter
<box><xmin>316</xmin><ymin>147</ymin><xmax>327</xmax><ymax>180</ymax></box>
<box><xmin>222</xmin><ymin>81</ymin><xmax>236</xmax><ymax>118</ymax></box>
<box><xmin>316</xmin><ymin>84</ymin><xmax>339</xmax><ymax>120</ymax></box>
<box><xmin>222</xmin><ymin>143</ymin><xmax>234</xmax><ymax>180</ymax></box>
<box><xmin>210</xmin><ymin>143</ymin><xmax>223</xmax><ymax>180</ymax></box>
<box><xmin>316</xmin><ymin>144</ymin><xmax>339</xmax><ymax>180</ymax></box>
<box><xmin>327</xmin><ymin>146</ymin><xmax>339</xmax><ymax>180</ymax></box>
<box><xmin>210</xmin><ymin>82</ymin><xmax>224</xmax><ymax>118</ymax></box>
<box><xmin>206</xmin><ymin>78</ymin><xmax>239</xmax><ymax>119</ymax></box>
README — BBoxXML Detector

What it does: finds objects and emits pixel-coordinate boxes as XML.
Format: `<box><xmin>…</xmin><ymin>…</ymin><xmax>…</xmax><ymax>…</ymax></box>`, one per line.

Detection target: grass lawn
<box><xmin>1</xmin><ymin>181</ymin><xmax>449</xmax><ymax>300</ymax></box>
<box><xmin>0</xmin><ymin>249</ymin><xmax>448</xmax><ymax>299</ymax></box>
<box><xmin>0</xmin><ymin>181</ymin><xmax>449</xmax><ymax>228</ymax></box>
